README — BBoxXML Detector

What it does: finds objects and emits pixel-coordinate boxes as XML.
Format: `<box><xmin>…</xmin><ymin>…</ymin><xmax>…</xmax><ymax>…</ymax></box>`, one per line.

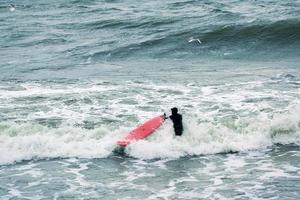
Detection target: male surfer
<box><xmin>165</xmin><ymin>107</ymin><xmax>183</xmax><ymax>136</ymax></box>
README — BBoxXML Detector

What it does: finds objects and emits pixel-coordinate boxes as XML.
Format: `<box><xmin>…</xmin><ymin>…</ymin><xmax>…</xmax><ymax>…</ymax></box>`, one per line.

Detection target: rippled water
<box><xmin>1</xmin><ymin>146</ymin><xmax>299</xmax><ymax>199</ymax></box>
<box><xmin>0</xmin><ymin>0</ymin><xmax>300</xmax><ymax>199</ymax></box>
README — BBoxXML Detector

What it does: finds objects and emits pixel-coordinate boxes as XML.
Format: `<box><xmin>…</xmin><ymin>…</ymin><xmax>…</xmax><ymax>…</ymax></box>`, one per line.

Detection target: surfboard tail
<box><xmin>113</xmin><ymin>145</ymin><xmax>126</xmax><ymax>155</ymax></box>
<box><xmin>116</xmin><ymin>140</ymin><xmax>130</xmax><ymax>147</ymax></box>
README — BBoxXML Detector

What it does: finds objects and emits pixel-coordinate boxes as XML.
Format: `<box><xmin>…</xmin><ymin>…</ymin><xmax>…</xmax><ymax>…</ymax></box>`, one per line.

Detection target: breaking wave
<box><xmin>0</xmin><ymin>108</ymin><xmax>299</xmax><ymax>165</ymax></box>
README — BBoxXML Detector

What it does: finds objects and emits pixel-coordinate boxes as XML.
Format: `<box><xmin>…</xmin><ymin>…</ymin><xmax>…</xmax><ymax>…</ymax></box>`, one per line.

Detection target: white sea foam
<box><xmin>127</xmin><ymin>107</ymin><xmax>300</xmax><ymax>160</ymax></box>
<box><xmin>0</xmin><ymin>106</ymin><xmax>298</xmax><ymax>165</ymax></box>
<box><xmin>0</xmin><ymin>80</ymin><xmax>299</xmax><ymax>164</ymax></box>
<box><xmin>0</xmin><ymin>124</ymin><xmax>121</xmax><ymax>165</ymax></box>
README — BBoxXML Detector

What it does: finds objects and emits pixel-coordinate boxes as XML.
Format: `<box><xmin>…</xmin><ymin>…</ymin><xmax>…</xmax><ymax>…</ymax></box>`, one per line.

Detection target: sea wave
<box><xmin>0</xmin><ymin>109</ymin><xmax>299</xmax><ymax>165</ymax></box>
<box><xmin>88</xmin><ymin>19</ymin><xmax>300</xmax><ymax>60</ymax></box>
<box><xmin>1</xmin><ymin>0</ymin><xmax>300</xmax><ymax>78</ymax></box>
<box><xmin>202</xmin><ymin>19</ymin><xmax>300</xmax><ymax>42</ymax></box>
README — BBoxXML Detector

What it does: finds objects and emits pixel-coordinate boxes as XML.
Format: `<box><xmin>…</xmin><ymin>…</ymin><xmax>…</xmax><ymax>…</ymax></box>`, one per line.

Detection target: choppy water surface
<box><xmin>0</xmin><ymin>146</ymin><xmax>299</xmax><ymax>200</ymax></box>
<box><xmin>0</xmin><ymin>0</ymin><xmax>300</xmax><ymax>199</ymax></box>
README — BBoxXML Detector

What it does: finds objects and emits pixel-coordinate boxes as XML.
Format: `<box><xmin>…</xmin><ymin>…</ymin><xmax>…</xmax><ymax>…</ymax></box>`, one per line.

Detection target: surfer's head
<box><xmin>171</xmin><ymin>107</ymin><xmax>178</xmax><ymax>115</ymax></box>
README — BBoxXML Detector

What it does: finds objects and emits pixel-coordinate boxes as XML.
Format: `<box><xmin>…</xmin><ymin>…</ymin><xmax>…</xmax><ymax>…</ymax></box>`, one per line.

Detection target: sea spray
<box><xmin>1</xmin><ymin>106</ymin><xmax>299</xmax><ymax>164</ymax></box>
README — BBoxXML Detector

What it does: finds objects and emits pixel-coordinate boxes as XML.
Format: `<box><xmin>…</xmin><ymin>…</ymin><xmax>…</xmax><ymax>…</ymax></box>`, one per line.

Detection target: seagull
<box><xmin>9</xmin><ymin>4</ymin><xmax>16</xmax><ymax>12</ymax></box>
<box><xmin>188</xmin><ymin>37</ymin><xmax>202</xmax><ymax>44</ymax></box>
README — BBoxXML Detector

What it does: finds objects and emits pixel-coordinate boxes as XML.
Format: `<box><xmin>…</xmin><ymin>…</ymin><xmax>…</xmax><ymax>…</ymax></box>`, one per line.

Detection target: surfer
<box><xmin>165</xmin><ymin>107</ymin><xmax>183</xmax><ymax>136</ymax></box>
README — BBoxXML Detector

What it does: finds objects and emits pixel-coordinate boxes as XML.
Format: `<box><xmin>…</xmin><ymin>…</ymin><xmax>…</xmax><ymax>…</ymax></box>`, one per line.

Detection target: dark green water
<box><xmin>0</xmin><ymin>0</ymin><xmax>299</xmax><ymax>199</ymax></box>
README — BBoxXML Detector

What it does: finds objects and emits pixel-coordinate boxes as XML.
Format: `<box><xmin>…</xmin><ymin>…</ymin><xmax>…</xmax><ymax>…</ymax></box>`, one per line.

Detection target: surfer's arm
<box><xmin>163</xmin><ymin>113</ymin><xmax>168</xmax><ymax>119</ymax></box>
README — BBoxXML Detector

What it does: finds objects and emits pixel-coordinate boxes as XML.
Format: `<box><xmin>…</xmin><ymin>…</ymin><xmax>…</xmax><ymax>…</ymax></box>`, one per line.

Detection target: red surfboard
<box><xmin>117</xmin><ymin>115</ymin><xmax>165</xmax><ymax>147</ymax></box>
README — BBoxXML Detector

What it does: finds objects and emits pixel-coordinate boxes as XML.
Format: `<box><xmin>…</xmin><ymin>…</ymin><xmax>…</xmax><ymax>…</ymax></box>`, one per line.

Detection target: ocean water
<box><xmin>0</xmin><ymin>0</ymin><xmax>300</xmax><ymax>199</ymax></box>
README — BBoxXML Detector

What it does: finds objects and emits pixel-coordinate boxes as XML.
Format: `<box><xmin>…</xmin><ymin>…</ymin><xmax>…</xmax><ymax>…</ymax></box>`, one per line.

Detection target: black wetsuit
<box><xmin>170</xmin><ymin>113</ymin><xmax>183</xmax><ymax>136</ymax></box>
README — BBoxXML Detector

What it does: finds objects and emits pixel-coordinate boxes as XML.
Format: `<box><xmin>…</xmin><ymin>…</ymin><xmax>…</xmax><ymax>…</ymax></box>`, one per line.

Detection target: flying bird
<box><xmin>9</xmin><ymin>4</ymin><xmax>16</xmax><ymax>12</ymax></box>
<box><xmin>188</xmin><ymin>37</ymin><xmax>202</xmax><ymax>44</ymax></box>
